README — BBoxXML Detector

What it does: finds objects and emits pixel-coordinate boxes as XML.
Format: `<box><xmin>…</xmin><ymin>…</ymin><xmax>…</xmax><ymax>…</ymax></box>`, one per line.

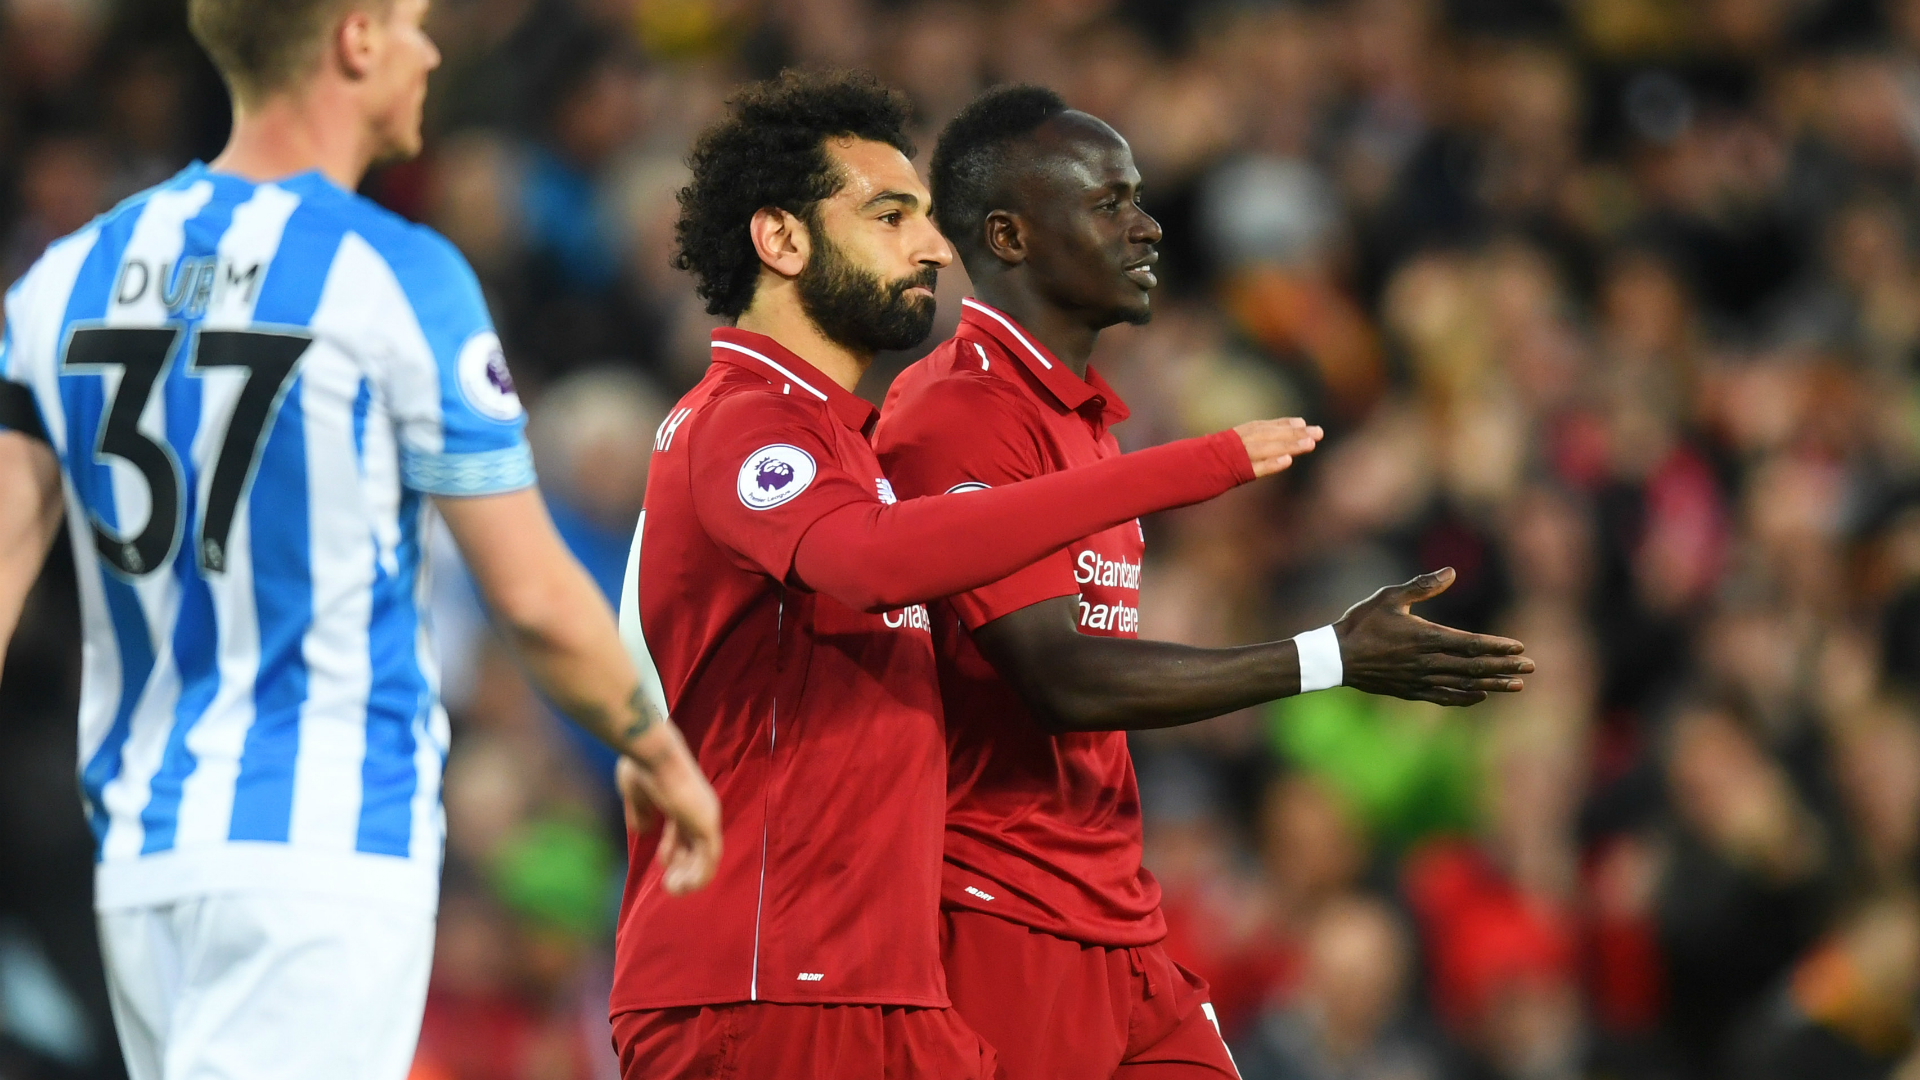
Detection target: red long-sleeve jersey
<box><xmin>874</xmin><ymin>298</ymin><xmax>1169</xmax><ymax>947</ymax></box>
<box><xmin>610</xmin><ymin>328</ymin><xmax>1253</xmax><ymax>1013</ymax></box>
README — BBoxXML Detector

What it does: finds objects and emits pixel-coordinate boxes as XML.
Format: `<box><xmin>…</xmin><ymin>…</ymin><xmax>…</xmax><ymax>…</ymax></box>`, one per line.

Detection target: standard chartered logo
<box><xmin>1075</xmin><ymin>548</ymin><xmax>1141</xmax><ymax>634</ymax></box>
<box><xmin>883</xmin><ymin>604</ymin><xmax>932</xmax><ymax>631</ymax></box>
<box><xmin>1075</xmin><ymin>550</ymin><xmax>1141</xmax><ymax>589</ymax></box>
<box><xmin>1079</xmin><ymin>600</ymin><xmax>1139</xmax><ymax>633</ymax></box>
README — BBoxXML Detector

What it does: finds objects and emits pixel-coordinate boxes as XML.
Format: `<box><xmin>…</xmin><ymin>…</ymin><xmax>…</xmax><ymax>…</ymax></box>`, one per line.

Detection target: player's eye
<box><xmin>880</xmin><ymin>211</ymin><xmax>903</xmax><ymax>226</ymax></box>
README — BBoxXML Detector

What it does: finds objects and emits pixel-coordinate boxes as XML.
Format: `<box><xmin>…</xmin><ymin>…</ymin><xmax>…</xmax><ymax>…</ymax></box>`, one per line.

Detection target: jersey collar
<box><xmin>709</xmin><ymin>328</ymin><xmax>879</xmax><ymax>434</ymax></box>
<box><xmin>185</xmin><ymin>160</ymin><xmax>352</xmax><ymax>202</ymax></box>
<box><xmin>956</xmin><ymin>298</ymin><xmax>1130</xmax><ymax>427</ymax></box>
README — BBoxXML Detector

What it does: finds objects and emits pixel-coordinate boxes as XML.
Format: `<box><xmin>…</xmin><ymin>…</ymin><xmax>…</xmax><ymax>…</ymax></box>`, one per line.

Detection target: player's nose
<box><xmin>1128</xmin><ymin>209</ymin><xmax>1162</xmax><ymax>246</ymax></box>
<box><xmin>913</xmin><ymin>218</ymin><xmax>954</xmax><ymax>269</ymax></box>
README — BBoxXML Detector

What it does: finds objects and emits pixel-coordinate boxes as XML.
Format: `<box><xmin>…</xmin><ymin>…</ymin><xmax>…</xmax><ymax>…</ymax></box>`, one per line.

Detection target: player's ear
<box><xmin>983</xmin><ymin>209</ymin><xmax>1026</xmax><ymax>267</ymax></box>
<box><xmin>335</xmin><ymin>8</ymin><xmax>381</xmax><ymax>81</ymax></box>
<box><xmin>750</xmin><ymin>207</ymin><xmax>811</xmax><ymax>279</ymax></box>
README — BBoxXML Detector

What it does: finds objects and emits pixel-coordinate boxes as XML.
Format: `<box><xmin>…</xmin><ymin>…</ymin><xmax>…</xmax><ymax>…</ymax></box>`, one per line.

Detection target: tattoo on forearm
<box><xmin>622</xmin><ymin>686</ymin><xmax>662</xmax><ymax>742</ymax></box>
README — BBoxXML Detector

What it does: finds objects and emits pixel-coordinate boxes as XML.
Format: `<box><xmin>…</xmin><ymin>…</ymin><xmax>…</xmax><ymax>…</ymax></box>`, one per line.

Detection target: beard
<box><xmin>796</xmin><ymin>228</ymin><xmax>939</xmax><ymax>354</ymax></box>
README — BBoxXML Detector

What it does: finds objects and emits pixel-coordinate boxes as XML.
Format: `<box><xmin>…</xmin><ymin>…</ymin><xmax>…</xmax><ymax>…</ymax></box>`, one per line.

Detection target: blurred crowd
<box><xmin>7</xmin><ymin>0</ymin><xmax>1920</xmax><ymax>1078</ymax></box>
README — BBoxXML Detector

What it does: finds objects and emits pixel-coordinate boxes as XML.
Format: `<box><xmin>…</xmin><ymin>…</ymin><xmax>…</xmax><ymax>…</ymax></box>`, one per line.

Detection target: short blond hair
<box><xmin>187</xmin><ymin>0</ymin><xmax>388</xmax><ymax>105</ymax></box>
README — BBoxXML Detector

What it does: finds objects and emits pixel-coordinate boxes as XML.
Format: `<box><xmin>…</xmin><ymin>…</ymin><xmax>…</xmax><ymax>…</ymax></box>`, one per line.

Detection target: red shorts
<box><xmin>941</xmin><ymin>909</ymin><xmax>1239</xmax><ymax>1080</ymax></box>
<box><xmin>611</xmin><ymin>1001</ymin><xmax>997</xmax><ymax>1080</ymax></box>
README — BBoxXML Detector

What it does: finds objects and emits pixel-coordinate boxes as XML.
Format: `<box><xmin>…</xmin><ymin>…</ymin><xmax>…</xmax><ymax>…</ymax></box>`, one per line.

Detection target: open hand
<box><xmin>1235</xmin><ymin>418</ymin><xmax>1324</xmax><ymax>478</ymax></box>
<box><xmin>1333</xmin><ymin>567</ymin><xmax>1533</xmax><ymax>706</ymax></box>
<box><xmin>616</xmin><ymin>738</ymin><xmax>723</xmax><ymax>895</ymax></box>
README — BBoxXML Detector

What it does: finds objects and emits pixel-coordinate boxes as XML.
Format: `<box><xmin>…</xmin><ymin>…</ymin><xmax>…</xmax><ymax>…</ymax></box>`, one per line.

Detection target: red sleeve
<box><xmin>875</xmin><ymin>375</ymin><xmax>1079</xmax><ymax>628</ymax></box>
<box><xmin>685</xmin><ymin>390</ymin><xmax>877</xmax><ymax>581</ymax></box>
<box><xmin>795</xmin><ymin>428</ymin><xmax>1254</xmax><ymax>613</ymax></box>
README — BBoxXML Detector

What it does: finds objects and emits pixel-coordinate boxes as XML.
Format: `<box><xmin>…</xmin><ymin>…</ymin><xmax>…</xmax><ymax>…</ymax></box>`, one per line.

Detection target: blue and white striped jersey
<box><xmin>0</xmin><ymin>163</ymin><xmax>535</xmax><ymax>913</ymax></box>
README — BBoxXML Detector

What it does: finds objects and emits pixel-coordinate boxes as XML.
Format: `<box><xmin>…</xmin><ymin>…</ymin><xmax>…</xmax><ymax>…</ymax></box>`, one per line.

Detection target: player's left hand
<box><xmin>618</xmin><ymin>754</ymin><xmax>657</xmax><ymax>835</ymax></box>
<box><xmin>1333</xmin><ymin>567</ymin><xmax>1534</xmax><ymax>706</ymax></box>
<box><xmin>616</xmin><ymin>735</ymin><xmax>723</xmax><ymax>894</ymax></box>
<box><xmin>1233</xmin><ymin>417</ymin><xmax>1324</xmax><ymax>478</ymax></box>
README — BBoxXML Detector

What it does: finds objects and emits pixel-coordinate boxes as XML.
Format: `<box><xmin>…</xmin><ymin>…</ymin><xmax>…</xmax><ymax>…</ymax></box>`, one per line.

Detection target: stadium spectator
<box><xmin>1231</xmin><ymin>895</ymin><xmax>1444</xmax><ymax>1080</ymax></box>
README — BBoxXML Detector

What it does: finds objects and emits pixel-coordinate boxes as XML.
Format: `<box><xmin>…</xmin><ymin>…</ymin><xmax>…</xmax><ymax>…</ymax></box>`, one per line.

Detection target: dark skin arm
<box><xmin>972</xmin><ymin>567</ymin><xmax>1533</xmax><ymax>734</ymax></box>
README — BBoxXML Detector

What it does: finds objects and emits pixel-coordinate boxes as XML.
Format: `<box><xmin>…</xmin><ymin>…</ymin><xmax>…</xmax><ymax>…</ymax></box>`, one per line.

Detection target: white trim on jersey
<box><xmin>616</xmin><ymin>511</ymin><xmax>672</xmax><ymax>739</ymax></box>
<box><xmin>961</xmin><ymin>297</ymin><xmax>1054</xmax><ymax>370</ymax></box>
<box><xmin>711</xmin><ymin>340</ymin><xmax>831</xmax><ymax>400</ymax></box>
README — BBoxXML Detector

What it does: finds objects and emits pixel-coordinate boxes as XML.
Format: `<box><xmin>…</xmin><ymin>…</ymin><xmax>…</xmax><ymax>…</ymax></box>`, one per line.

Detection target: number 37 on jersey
<box><xmin>60</xmin><ymin>324</ymin><xmax>310</xmax><ymax>579</ymax></box>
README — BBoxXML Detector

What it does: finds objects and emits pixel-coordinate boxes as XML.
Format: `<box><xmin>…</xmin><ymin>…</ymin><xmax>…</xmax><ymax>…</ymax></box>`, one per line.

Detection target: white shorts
<box><xmin>96</xmin><ymin>892</ymin><xmax>434</xmax><ymax>1080</ymax></box>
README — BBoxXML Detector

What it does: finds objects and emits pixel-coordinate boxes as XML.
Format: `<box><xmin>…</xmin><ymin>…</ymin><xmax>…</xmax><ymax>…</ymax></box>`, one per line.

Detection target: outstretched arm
<box><xmin>436</xmin><ymin>488</ymin><xmax>721</xmax><ymax>895</ymax></box>
<box><xmin>0</xmin><ymin>431</ymin><xmax>63</xmax><ymax>686</ymax></box>
<box><xmin>792</xmin><ymin>419</ymin><xmax>1318</xmax><ymax>613</ymax></box>
<box><xmin>973</xmin><ymin>567</ymin><xmax>1533</xmax><ymax>733</ymax></box>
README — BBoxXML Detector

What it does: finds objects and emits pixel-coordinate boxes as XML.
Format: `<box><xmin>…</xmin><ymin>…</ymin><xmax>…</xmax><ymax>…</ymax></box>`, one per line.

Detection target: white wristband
<box><xmin>1293</xmin><ymin>625</ymin><xmax>1342</xmax><ymax>693</ymax></box>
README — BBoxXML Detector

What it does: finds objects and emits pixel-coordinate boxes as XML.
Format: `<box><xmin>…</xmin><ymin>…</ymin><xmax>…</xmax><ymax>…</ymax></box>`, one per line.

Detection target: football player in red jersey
<box><xmin>608</xmin><ymin>71</ymin><xmax>1322</xmax><ymax>1080</ymax></box>
<box><xmin>872</xmin><ymin>85</ymin><xmax>1537</xmax><ymax>1080</ymax></box>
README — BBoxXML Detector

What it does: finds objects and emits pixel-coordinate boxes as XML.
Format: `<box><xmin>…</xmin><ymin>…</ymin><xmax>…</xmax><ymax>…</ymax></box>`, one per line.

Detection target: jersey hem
<box><xmin>940</xmin><ymin>899</ymin><xmax>1168</xmax><ymax>948</ymax></box>
<box><xmin>609</xmin><ymin>991</ymin><xmax>951</xmax><ymax>1014</ymax></box>
<box><xmin>94</xmin><ymin>843</ymin><xmax>442</xmax><ymax>915</ymax></box>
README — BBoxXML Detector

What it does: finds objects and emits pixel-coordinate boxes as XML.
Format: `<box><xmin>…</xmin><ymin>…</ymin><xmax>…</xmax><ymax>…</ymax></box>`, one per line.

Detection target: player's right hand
<box><xmin>1234</xmin><ymin>418</ymin><xmax>1324</xmax><ymax>477</ymax></box>
<box><xmin>617</xmin><ymin>732</ymin><xmax>723</xmax><ymax>895</ymax></box>
<box><xmin>1333</xmin><ymin>567</ymin><xmax>1534</xmax><ymax>706</ymax></box>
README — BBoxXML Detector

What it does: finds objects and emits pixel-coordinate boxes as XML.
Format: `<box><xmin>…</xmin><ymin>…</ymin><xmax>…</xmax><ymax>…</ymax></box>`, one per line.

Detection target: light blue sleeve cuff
<box><xmin>401</xmin><ymin>443</ymin><xmax>537</xmax><ymax>496</ymax></box>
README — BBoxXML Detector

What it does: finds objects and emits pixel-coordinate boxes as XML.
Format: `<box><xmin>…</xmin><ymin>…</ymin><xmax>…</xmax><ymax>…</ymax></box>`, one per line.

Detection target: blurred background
<box><xmin>6</xmin><ymin>0</ymin><xmax>1920</xmax><ymax>1077</ymax></box>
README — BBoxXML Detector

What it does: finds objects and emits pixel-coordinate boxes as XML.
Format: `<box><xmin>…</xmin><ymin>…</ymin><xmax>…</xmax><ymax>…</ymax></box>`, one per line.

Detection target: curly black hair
<box><xmin>928</xmin><ymin>84</ymin><xmax>1069</xmax><ymax>266</ymax></box>
<box><xmin>673</xmin><ymin>69</ymin><xmax>916</xmax><ymax>319</ymax></box>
